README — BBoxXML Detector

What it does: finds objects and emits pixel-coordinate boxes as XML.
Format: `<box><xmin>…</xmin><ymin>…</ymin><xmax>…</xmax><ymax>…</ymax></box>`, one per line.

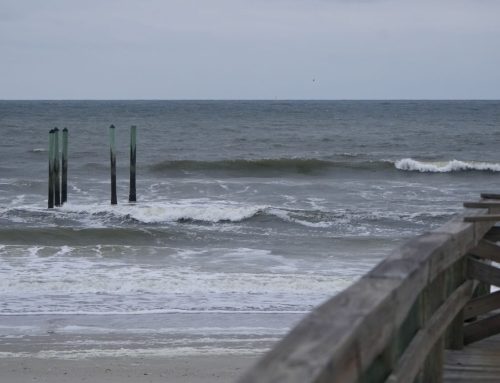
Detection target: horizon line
<box><xmin>1</xmin><ymin>98</ymin><xmax>500</xmax><ymax>102</ymax></box>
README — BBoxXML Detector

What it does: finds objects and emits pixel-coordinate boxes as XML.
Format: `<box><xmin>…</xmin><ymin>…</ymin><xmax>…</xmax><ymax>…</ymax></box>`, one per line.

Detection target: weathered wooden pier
<box><xmin>238</xmin><ymin>194</ymin><xmax>500</xmax><ymax>383</ymax></box>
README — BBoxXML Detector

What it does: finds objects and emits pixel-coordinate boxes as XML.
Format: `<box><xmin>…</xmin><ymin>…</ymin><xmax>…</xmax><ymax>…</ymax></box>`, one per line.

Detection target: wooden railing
<box><xmin>238</xmin><ymin>195</ymin><xmax>500</xmax><ymax>383</ymax></box>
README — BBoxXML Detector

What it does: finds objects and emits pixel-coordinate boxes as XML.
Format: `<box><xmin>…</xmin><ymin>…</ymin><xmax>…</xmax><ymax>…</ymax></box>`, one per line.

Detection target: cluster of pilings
<box><xmin>48</xmin><ymin>125</ymin><xmax>137</xmax><ymax>208</ymax></box>
<box><xmin>48</xmin><ymin>128</ymin><xmax>68</xmax><ymax>208</ymax></box>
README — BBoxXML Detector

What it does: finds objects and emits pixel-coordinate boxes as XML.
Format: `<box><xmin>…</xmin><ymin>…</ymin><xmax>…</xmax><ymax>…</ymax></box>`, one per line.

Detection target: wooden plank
<box><xmin>459</xmin><ymin>206</ymin><xmax>499</xmax><ymax>244</ymax></box>
<box><xmin>445</xmin><ymin>330</ymin><xmax>500</xmax><ymax>382</ymax></box>
<box><xmin>432</xmin><ymin>212</ymin><xmax>494</xmax><ymax>281</ymax></box>
<box><xmin>464</xmin><ymin>290</ymin><xmax>500</xmax><ymax>320</ymax></box>
<box><xmin>464</xmin><ymin>312</ymin><xmax>500</xmax><ymax>345</ymax></box>
<box><xmin>445</xmin><ymin>259</ymin><xmax>466</xmax><ymax>350</ymax></box>
<box><xmin>464</xmin><ymin>201</ymin><xmax>500</xmax><ymax>209</ymax></box>
<box><xmin>464</xmin><ymin>215</ymin><xmax>500</xmax><ymax>222</ymax></box>
<box><xmin>484</xmin><ymin>227</ymin><xmax>500</xmax><ymax>242</ymax></box>
<box><xmin>385</xmin><ymin>281</ymin><xmax>473</xmax><ymax>383</ymax></box>
<box><xmin>419</xmin><ymin>273</ymin><xmax>446</xmax><ymax>383</ymax></box>
<box><xmin>467</xmin><ymin>258</ymin><xmax>500</xmax><ymax>287</ymax></box>
<box><xmin>469</xmin><ymin>240</ymin><xmax>500</xmax><ymax>263</ymax></box>
<box><xmin>481</xmin><ymin>193</ymin><xmax>500</xmax><ymax>200</ymax></box>
<box><xmin>431</xmin><ymin>219</ymin><xmax>474</xmax><ymax>281</ymax></box>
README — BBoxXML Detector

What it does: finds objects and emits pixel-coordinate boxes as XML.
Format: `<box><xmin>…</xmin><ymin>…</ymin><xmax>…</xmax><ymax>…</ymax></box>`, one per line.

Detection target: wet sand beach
<box><xmin>0</xmin><ymin>355</ymin><xmax>258</xmax><ymax>383</ymax></box>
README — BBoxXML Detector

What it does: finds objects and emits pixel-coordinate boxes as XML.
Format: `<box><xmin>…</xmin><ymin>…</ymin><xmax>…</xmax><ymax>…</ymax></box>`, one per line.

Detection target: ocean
<box><xmin>0</xmin><ymin>100</ymin><xmax>499</xmax><ymax>359</ymax></box>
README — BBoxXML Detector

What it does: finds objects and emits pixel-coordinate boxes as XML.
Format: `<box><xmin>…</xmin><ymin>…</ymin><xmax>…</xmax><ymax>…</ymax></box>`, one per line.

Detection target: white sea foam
<box><xmin>0</xmin><ymin>309</ymin><xmax>309</xmax><ymax>316</ymax></box>
<box><xmin>55</xmin><ymin>200</ymin><xmax>337</xmax><ymax>228</ymax></box>
<box><xmin>60</xmin><ymin>200</ymin><xmax>262</xmax><ymax>224</ymax></box>
<box><xmin>0</xmin><ymin>244</ymin><xmax>354</xmax><ymax>314</ymax></box>
<box><xmin>266</xmin><ymin>208</ymin><xmax>332</xmax><ymax>228</ymax></box>
<box><xmin>10</xmin><ymin>194</ymin><xmax>26</xmax><ymax>205</ymax></box>
<box><xmin>56</xmin><ymin>325</ymin><xmax>289</xmax><ymax>336</ymax></box>
<box><xmin>0</xmin><ymin>265</ymin><xmax>351</xmax><ymax>295</ymax></box>
<box><xmin>2</xmin><ymin>194</ymin><xmax>447</xmax><ymax>231</ymax></box>
<box><xmin>0</xmin><ymin>346</ymin><xmax>269</xmax><ymax>359</ymax></box>
<box><xmin>54</xmin><ymin>246</ymin><xmax>73</xmax><ymax>257</ymax></box>
<box><xmin>27</xmin><ymin>246</ymin><xmax>42</xmax><ymax>257</ymax></box>
<box><xmin>395</xmin><ymin>158</ymin><xmax>500</xmax><ymax>173</ymax></box>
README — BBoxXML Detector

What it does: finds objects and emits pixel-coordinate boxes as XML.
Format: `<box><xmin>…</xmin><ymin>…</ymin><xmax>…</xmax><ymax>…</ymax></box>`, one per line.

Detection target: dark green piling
<box><xmin>48</xmin><ymin>129</ymin><xmax>55</xmax><ymax>209</ymax></box>
<box><xmin>129</xmin><ymin>125</ymin><xmax>137</xmax><ymax>202</ymax></box>
<box><xmin>62</xmin><ymin>128</ymin><xmax>68</xmax><ymax>205</ymax></box>
<box><xmin>54</xmin><ymin>128</ymin><xmax>61</xmax><ymax>207</ymax></box>
<box><xmin>109</xmin><ymin>125</ymin><xmax>117</xmax><ymax>205</ymax></box>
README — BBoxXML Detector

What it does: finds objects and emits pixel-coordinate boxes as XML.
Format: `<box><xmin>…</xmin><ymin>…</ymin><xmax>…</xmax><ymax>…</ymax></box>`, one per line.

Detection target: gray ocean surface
<box><xmin>0</xmin><ymin>100</ymin><xmax>499</xmax><ymax>358</ymax></box>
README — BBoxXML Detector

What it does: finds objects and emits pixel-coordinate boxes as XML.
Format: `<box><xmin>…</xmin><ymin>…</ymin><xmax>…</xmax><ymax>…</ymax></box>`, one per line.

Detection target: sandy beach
<box><xmin>0</xmin><ymin>355</ymin><xmax>258</xmax><ymax>383</ymax></box>
<box><xmin>0</xmin><ymin>313</ymin><xmax>276</xmax><ymax>383</ymax></box>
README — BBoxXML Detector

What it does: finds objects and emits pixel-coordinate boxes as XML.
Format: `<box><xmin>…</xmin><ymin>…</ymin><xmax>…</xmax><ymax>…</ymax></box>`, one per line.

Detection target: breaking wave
<box><xmin>0</xmin><ymin>202</ymin><xmax>454</xmax><ymax>238</ymax></box>
<box><xmin>395</xmin><ymin>158</ymin><xmax>500</xmax><ymax>173</ymax></box>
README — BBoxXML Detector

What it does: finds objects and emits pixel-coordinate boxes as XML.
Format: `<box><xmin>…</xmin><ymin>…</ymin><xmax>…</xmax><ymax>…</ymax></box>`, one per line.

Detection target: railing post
<box><xmin>109</xmin><ymin>125</ymin><xmax>117</xmax><ymax>205</ymax></box>
<box><xmin>129</xmin><ymin>125</ymin><xmax>136</xmax><ymax>202</ymax></box>
<box><xmin>48</xmin><ymin>129</ymin><xmax>54</xmax><ymax>209</ymax></box>
<box><xmin>445</xmin><ymin>258</ymin><xmax>466</xmax><ymax>350</ymax></box>
<box><xmin>419</xmin><ymin>273</ymin><xmax>446</xmax><ymax>383</ymax></box>
<box><xmin>61</xmin><ymin>128</ymin><xmax>68</xmax><ymax>205</ymax></box>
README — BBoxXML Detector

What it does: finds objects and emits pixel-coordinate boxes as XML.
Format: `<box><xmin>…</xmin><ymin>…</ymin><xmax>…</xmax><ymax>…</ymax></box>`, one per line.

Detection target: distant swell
<box><xmin>148</xmin><ymin>157</ymin><xmax>500</xmax><ymax>175</ymax></box>
<box><xmin>150</xmin><ymin>158</ymin><xmax>393</xmax><ymax>174</ymax></box>
<box><xmin>395</xmin><ymin>158</ymin><xmax>500</xmax><ymax>173</ymax></box>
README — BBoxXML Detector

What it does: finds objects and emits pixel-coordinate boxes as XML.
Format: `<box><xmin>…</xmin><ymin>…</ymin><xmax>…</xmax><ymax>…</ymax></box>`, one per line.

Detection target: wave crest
<box><xmin>1</xmin><ymin>202</ymin><xmax>454</xmax><ymax>230</ymax></box>
<box><xmin>395</xmin><ymin>158</ymin><xmax>500</xmax><ymax>173</ymax></box>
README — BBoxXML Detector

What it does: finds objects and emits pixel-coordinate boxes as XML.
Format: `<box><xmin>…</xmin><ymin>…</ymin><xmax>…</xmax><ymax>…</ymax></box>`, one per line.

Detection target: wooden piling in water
<box><xmin>54</xmin><ymin>128</ymin><xmax>61</xmax><ymax>207</ymax></box>
<box><xmin>62</xmin><ymin>128</ymin><xmax>68</xmax><ymax>205</ymax></box>
<box><xmin>109</xmin><ymin>125</ymin><xmax>117</xmax><ymax>205</ymax></box>
<box><xmin>129</xmin><ymin>125</ymin><xmax>137</xmax><ymax>203</ymax></box>
<box><xmin>48</xmin><ymin>129</ymin><xmax>54</xmax><ymax>209</ymax></box>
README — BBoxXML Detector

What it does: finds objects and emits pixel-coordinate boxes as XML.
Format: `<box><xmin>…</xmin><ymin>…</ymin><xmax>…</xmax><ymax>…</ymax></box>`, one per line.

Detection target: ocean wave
<box><xmin>395</xmin><ymin>158</ymin><xmax>500</xmax><ymax>173</ymax></box>
<box><xmin>0</xmin><ymin>260</ymin><xmax>350</xmax><ymax>298</ymax></box>
<box><xmin>0</xmin><ymin>201</ymin><xmax>455</xmax><ymax>231</ymax></box>
<box><xmin>61</xmin><ymin>201</ymin><xmax>263</xmax><ymax>224</ymax></box>
<box><xmin>149</xmin><ymin>158</ymin><xmax>393</xmax><ymax>175</ymax></box>
<box><xmin>147</xmin><ymin>157</ymin><xmax>500</xmax><ymax>175</ymax></box>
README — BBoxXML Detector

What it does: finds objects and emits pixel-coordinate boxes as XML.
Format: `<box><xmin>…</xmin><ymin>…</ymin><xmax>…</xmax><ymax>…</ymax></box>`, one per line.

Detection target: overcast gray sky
<box><xmin>1</xmin><ymin>0</ymin><xmax>499</xmax><ymax>99</ymax></box>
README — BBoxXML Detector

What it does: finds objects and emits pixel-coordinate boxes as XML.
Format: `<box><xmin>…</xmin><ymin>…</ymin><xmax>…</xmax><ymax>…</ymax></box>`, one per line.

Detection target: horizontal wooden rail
<box><xmin>481</xmin><ymin>193</ymin><xmax>500</xmax><ymax>200</ymax></box>
<box><xmin>485</xmin><ymin>227</ymin><xmax>500</xmax><ymax>241</ymax></box>
<box><xmin>469</xmin><ymin>239</ymin><xmax>500</xmax><ymax>263</ymax></box>
<box><xmin>467</xmin><ymin>258</ymin><xmax>500</xmax><ymax>287</ymax></box>
<box><xmin>464</xmin><ymin>215</ymin><xmax>500</xmax><ymax>222</ymax></box>
<box><xmin>464</xmin><ymin>290</ymin><xmax>500</xmax><ymax>320</ymax></box>
<box><xmin>464</xmin><ymin>201</ymin><xmax>500</xmax><ymax>209</ymax></box>
<box><xmin>238</xmin><ymin>205</ymin><xmax>496</xmax><ymax>383</ymax></box>
<box><xmin>464</xmin><ymin>312</ymin><xmax>500</xmax><ymax>345</ymax></box>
